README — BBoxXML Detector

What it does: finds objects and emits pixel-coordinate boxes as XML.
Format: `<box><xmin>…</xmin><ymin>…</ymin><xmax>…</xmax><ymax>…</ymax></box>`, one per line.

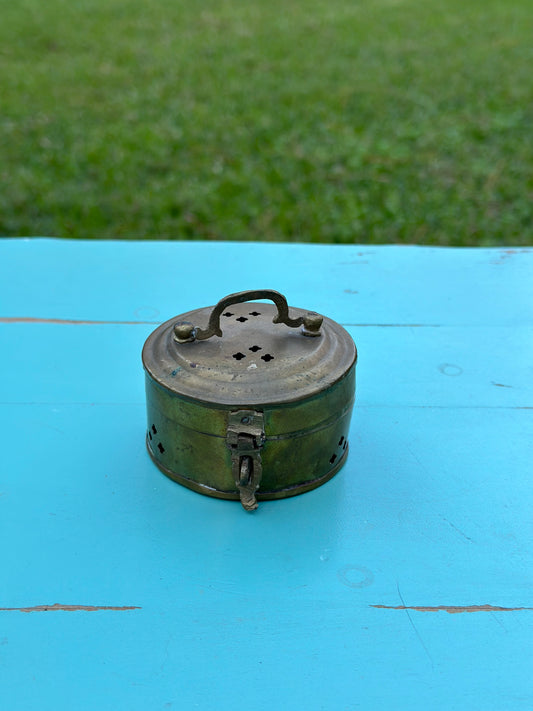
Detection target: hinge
<box><xmin>226</xmin><ymin>410</ymin><xmax>265</xmax><ymax>511</ymax></box>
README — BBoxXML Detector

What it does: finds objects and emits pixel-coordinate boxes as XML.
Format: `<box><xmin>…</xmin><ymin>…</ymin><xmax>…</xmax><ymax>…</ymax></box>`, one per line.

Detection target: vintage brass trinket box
<box><xmin>142</xmin><ymin>290</ymin><xmax>357</xmax><ymax>511</ymax></box>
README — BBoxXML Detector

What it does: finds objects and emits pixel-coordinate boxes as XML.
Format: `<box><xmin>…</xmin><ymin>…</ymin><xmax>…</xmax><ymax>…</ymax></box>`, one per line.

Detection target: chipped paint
<box><xmin>370</xmin><ymin>604</ymin><xmax>533</xmax><ymax>614</ymax></box>
<box><xmin>0</xmin><ymin>604</ymin><xmax>141</xmax><ymax>613</ymax></box>
<box><xmin>490</xmin><ymin>248</ymin><xmax>533</xmax><ymax>265</ymax></box>
<box><xmin>0</xmin><ymin>317</ymin><xmax>160</xmax><ymax>325</ymax></box>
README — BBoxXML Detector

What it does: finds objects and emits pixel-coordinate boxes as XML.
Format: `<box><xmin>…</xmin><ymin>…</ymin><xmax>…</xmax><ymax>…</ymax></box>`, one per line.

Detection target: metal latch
<box><xmin>226</xmin><ymin>410</ymin><xmax>265</xmax><ymax>511</ymax></box>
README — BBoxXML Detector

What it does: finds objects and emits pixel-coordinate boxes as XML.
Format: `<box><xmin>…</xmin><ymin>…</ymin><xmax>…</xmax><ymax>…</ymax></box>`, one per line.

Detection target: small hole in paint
<box><xmin>233</xmin><ymin>352</ymin><xmax>246</xmax><ymax>360</ymax></box>
<box><xmin>157</xmin><ymin>442</ymin><xmax>165</xmax><ymax>454</ymax></box>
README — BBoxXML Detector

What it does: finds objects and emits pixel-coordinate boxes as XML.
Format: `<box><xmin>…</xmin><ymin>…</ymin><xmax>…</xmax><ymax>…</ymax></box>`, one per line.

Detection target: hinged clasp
<box><xmin>226</xmin><ymin>410</ymin><xmax>265</xmax><ymax>511</ymax></box>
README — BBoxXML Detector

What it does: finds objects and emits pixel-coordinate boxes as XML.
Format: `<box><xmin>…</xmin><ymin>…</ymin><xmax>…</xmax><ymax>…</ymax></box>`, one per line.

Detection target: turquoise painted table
<box><xmin>1</xmin><ymin>240</ymin><xmax>532</xmax><ymax>710</ymax></box>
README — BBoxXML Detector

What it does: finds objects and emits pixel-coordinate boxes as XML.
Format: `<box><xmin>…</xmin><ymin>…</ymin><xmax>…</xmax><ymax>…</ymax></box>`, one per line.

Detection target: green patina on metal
<box><xmin>142</xmin><ymin>290</ymin><xmax>357</xmax><ymax>511</ymax></box>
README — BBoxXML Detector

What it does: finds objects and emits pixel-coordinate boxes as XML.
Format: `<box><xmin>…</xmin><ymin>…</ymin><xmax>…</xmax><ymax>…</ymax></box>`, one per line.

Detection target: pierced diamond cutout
<box><xmin>223</xmin><ymin>312</ymin><xmax>234</xmax><ymax>317</ymax></box>
<box><xmin>261</xmin><ymin>353</ymin><xmax>274</xmax><ymax>362</ymax></box>
<box><xmin>157</xmin><ymin>442</ymin><xmax>165</xmax><ymax>454</ymax></box>
<box><xmin>249</xmin><ymin>311</ymin><xmax>261</xmax><ymax>316</ymax></box>
<box><xmin>249</xmin><ymin>345</ymin><xmax>262</xmax><ymax>352</ymax></box>
<box><xmin>233</xmin><ymin>352</ymin><xmax>246</xmax><ymax>360</ymax></box>
<box><xmin>236</xmin><ymin>316</ymin><xmax>248</xmax><ymax>322</ymax></box>
<box><xmin>330</xmin><ymin>453</ymin><xmax>337</xmax><ymax>464</ymax></box>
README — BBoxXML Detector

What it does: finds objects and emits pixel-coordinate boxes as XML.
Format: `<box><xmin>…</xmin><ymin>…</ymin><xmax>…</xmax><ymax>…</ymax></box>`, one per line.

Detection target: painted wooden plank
<box><xmin>1</xmin><ymin>323</ymin><xmax>531</xmax><ymax>409</ymax></box>
<box><xmin>1</xmin><ymin>239</ymin><xmax>532</xmax><ymax>326</ymax></box>
<box><xmin>1</xmin><ymin>598</ymin><xmax>531</xmax><ymax>711</ymax></box>
<box><xmin>2</xmin><ymin>403</ymin><xmax>531</xmax><ymax>601</ymax></box>
<box><xmin>1</xmin><ymin>402</ymin><xmax>532</xmax><ymax>710</ymax></box>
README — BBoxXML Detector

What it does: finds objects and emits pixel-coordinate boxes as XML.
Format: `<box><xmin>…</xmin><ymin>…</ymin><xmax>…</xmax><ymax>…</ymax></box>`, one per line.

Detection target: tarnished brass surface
<box><xmin>144</xmin><ymin>370</ymin><xmax>355</xmax><ymax>506</ymax></box>
<box><xmin>146</xmin><ymin>436</ymin><xmax>350</xmax><ymax>501</ymax></box>
<box><xmin>143</xmin><ymin>303</ymin><xmax>355</xmax><ymax>407</ymax></box>
<box><xmin>142</xmin><ymin>290</ymin><xmax>357</xmax><ymax>509</ymax></box>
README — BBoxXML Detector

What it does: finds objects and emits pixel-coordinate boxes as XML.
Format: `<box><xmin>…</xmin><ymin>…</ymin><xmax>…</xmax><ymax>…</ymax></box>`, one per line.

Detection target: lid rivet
<box><xmin>173</xmin><ymin>322</ymin><xmax>196</xmax><ymax>343</ymax></box>
<box><xmin>302</xmin><ymin>312</ymin><xmax>323</xmax><ymax>337</ymax></box>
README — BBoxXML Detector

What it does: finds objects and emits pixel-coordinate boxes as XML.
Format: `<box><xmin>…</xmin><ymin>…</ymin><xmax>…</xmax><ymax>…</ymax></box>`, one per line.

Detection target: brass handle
<box><xmin>173</xmin><ymin>289</ymin><xmax>323</xmax><ymax>343</ymax></box>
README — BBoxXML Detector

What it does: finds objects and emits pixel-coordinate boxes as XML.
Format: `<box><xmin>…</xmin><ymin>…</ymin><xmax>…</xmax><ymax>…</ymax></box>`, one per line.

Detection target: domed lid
<box><xmin>142</xmin><ymin>290</ymin><xmax>356</xmax><ymax>407</ymax></box>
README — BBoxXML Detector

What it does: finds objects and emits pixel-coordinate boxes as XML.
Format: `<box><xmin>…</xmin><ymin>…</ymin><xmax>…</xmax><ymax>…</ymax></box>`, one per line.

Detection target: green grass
<box><xmin>1</xmin><ymin>0</ymin><xmax>532</xmax><ymax>244</ymax></box>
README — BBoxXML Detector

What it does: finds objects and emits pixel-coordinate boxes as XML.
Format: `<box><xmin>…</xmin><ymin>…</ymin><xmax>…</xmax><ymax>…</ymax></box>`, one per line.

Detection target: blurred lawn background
<box><xmin>1</xmin><ymin>0</ymin><xmax>532</xmax><ymax>245</ymax></box>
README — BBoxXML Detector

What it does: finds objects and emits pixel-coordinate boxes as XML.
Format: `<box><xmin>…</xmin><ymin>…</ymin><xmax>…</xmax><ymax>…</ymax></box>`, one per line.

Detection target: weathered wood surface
<box><xmin>1</xmin><ymin>240</ymin><xmax>532</xmax><ymax>710</ymax></box>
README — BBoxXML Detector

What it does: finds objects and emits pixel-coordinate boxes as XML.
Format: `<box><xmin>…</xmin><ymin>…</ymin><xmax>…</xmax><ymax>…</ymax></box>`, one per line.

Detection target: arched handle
<box><xmin>173</xmin><ymin>289</ymin><xmax>323</xmax><ymax>343</ymax></box>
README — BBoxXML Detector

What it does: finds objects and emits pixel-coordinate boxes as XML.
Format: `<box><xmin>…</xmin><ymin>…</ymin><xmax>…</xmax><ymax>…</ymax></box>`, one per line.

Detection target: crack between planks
<box><xmin>0</xmin><ymin>317</ymin><xmax>159</xmax><ymax>325</ymax></box>
<box><xmin>2</xmin><ymin>317</ymin><xmax>445</xmax><ymax>328</ymax></box>
<box><xmin>371</xmin><ymin>604</ymin><xmax>533</xmax><ymax>614</ymax></box>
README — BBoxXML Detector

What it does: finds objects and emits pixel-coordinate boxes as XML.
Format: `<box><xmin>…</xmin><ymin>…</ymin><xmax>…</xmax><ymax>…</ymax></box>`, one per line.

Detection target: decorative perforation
<box><xmin>149</xmin><ymin>424</ymin><xmax>166</xmax><ymax>456</ymax></box>
<box><xmin>236</xmin><ymin>316</ymin><xmax>248</xmax><ymax>323</ymax></box>
<box><xmin>232</xmin><ymin>349</ymin><xmax>275</xmax><ymax>362</ymax></box>
<box><xmin>249</xmin><ymin>311</ymin><xmax>261</xmax><ymax>316</ymax></box>
<box><xmin>329</xmin><ymin>435</ymin><xmax>348</xmax><ymax>466</ymax></box>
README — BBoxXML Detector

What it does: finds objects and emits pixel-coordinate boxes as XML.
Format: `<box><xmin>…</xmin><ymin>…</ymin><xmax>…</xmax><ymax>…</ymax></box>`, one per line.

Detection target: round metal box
<box><xmin>142</xmin><ymin>290</ymin><xmax>357</xmax><ymax>511</ymax></box>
